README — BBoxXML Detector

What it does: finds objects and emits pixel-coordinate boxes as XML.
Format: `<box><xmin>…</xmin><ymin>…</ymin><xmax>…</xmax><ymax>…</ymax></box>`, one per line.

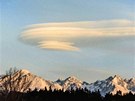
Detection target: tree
<box><xmin>0</xmin><ymin>67</ymin><xmax>24</xmax><ymax>101</ymax></box>
<box><xmin>1</xmin><ymin>67</ymin><xmax>18</xmax><ymax>92</ymax></box>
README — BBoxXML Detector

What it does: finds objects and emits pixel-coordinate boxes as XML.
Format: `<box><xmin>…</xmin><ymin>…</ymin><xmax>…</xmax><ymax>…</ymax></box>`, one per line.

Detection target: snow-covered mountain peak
<box><xmin>108</xmin><ymin>75</ymin><xmax>129</xmax><ymax>95</ymax></box>
<box><xmin>8</xmin><ymin>69</ymin><xmax>30</xmax><ymax>78</ymax></box>
<box><xmin>0</xmin><ymin>69</ymin><xmax>57</xmax><ymax>92</ymax></box>
<box><xmin>56</xmin><ymin>76</ymin><xmax>83</xmax><ymax>90</ymax></box>
<box><xmin>11</xmin><ymin>69</ymin><xmax>32</xmax><ymax>80</ymax></box>
<box><xmin>112</xmin><ymin>75</ymin><xmax>124</xmax><ymax>83</ymax></box>
<box><xmin>129</xmin><ymin>78</ymin><xmax>135</xmax><ymax>82</ymax></box>
<box><xmin>113</xmin><ymin>75</ymin><xmax>122</xmax><ymax>79</ymax></box>
<box><xmin>0</xmin><ymin>70</ymin><xmax>135</xmax><ymax>96</ymax></box>
<box><xmin>65</xmin><ymin>76</ymin><xmax>80</xmax><ymax>82</ymax></box>
<box><xmin>18</xmin><ymin>69</ymin><xmax>30</xmax><ymax>75</ymax></box>
<box><xmin>86</xmin><ymin>75</ymin><xmax>130</xmax><ymax>96</ymax></box>
<box><xmin>126</xmin><ymin>77</ymin><xmax>135</xmax><ymax>92</ymax></box>
<box><xmin>106</xmin><ymin>75</ymin><xmax>125</xmax><ymax>85</ymax></box>
<box><xmin>106</xmin><ymin>76</ymin><xmax>113</xmax><ymax>81</ymax></box>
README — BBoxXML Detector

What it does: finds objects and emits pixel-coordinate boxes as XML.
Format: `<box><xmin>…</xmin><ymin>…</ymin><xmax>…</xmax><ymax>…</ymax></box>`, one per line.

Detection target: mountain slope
<box><xmin>0</xmin><ymin>69</ymin><xmax>134</xmax><ymax>96</ymax></box>
<box><xmin>55</xmin><ymin>76</ymin><xmax>83</xmax><ymax>90</ymax></box>
<box><xmin>126</xmin><ymin>78</ymin><xmax>135</xmax><ymax>92</ymax></box>
<box><xmin>0</xmin><ymin>69</ymin><xmax>62</xmax><ymax>92</ymax></box>
<box><xmin>85</xmin><ymin>75</ymin><xmax>129</xmax><ymax>96</ymax></box>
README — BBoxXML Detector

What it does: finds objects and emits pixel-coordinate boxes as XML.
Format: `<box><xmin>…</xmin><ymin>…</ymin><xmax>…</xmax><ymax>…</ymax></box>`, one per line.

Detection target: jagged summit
<box><xmin>19</xmin><ymin>69</ymin><xmax>30</xmax><ymax>73</ymax></box>
<box><xmin>65</xmin><ymin>76</ymin><xmax>80</xmax><ymax>82</ymax></box>
<box><xmin>126</xmin><ymin>77</ymin><xmax>135</xmax><ymax>92</ymax></box>
<box><xmin>106</xmin><ymin>75</ymin><xmax>124</xmax><ymax>83</ymax></box>
<box><xmin>0</xmin><ymin>69</ymin><xmax>56</xmax><ymax>92</ymax></box>
<box><xmin>67</xmin><ymin>76</ymin><xmax>78</xmax><ymax>79</ymax></box>
<box><xmin>0</xmin><ymin>70</ymin><xmax>134</xmax><ymax>96</ymax></box>
<box><xmin>106</xmin><ymin>75</ymin><xmax>122</xmax><ymax>81</ymax></box>
<box><xmin>113</xmin><ymin>75</ymin><xmax>122</xmax><ymax>79</ymax></box>
<box><xmin>106</xmin><ymin>76</ymin><xmax>113</xmax><ymax>81</ymax></box>
<box><xmin>85</xmin><ymin>75</ymin><xmax>131</xmax><ymax>96</ymax></box>
<box><xmin>129</xmin><ymin>78</ymin><xmax>135</xmax><ymax>82</ymax></box>
<box><xmin>56</xmin><ymin>76</ymin><xmax>80</xmax><ymax>83</ymax></box>
<box><xmin>55</xmin><ymin>76</ymin><xmax>83</xmax><ymax>91</ymax></box>
<box><xmin>111</xmin><ymin>75</ymin><xmax>125</xmax><ymax>85</ymax></box>
<box><xmin>16</xmin><ymin>69</ymin><xmax>31</xmax><ymax>75</ymax></box>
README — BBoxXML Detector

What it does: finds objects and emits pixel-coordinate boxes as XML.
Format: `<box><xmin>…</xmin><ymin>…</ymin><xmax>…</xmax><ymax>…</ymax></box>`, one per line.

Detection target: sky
<box><xmin>0</xmin><ymin>0</ymin><xmax>135</xmax><ymax>83</ymax></box>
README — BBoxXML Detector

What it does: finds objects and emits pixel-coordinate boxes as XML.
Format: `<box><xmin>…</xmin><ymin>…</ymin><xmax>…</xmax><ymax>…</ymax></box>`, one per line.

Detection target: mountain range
<box><xmin>0</xmin><ymin>69</ymin><xmax>135</xmax><ymax>96</ymax></box>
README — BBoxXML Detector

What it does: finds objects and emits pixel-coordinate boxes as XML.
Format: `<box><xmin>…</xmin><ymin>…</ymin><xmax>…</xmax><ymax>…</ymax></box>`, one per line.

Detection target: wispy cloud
<box><xmin>20</xmin><ymin>19</ymin><xmax>135</xmax><ymax>51</ymax></box>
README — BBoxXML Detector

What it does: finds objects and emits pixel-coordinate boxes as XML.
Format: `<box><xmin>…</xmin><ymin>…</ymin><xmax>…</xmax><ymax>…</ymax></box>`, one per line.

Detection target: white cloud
<box><xmin>38</xmin><ymin>41</ymin><xmax>79</xmax><ymax>51</ymax></box>
<box><xmin>20</xmin><ymin>19</ymin><xmax>135</xmax><ymax>51</ymax></box>
<box><xmin>26</xmin><ymin>19</ymin><xmax>134</xmax><ymax>28</ymax></box>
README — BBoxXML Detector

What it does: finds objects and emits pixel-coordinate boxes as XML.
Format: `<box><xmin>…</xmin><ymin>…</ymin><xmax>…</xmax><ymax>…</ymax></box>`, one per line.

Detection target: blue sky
<box><xmin>1</xmin><ymin>0</ymin><xmax>135</xmax><ymax>82</ymax></box>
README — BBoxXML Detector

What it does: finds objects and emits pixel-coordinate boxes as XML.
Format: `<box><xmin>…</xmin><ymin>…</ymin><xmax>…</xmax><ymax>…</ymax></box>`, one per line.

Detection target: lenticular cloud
<box><xmin>20</xmin><ymin>19</ymin><xmax>135</xmax><ymax>51</ymax></box>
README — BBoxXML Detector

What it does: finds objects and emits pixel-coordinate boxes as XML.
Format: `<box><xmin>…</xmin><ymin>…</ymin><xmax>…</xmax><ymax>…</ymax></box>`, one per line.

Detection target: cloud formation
<box><xmin>38</xmin><ymin>41</ymin><xmax>79</xmax><ymax>51</ymax></box>
<box><xmin>20</xmin><ymin>19</ymin><xmax>135</xmax><ymax>51</ymax></box>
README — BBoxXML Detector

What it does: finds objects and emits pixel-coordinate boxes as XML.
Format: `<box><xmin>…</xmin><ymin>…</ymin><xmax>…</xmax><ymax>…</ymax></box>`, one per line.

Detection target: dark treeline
<box><xmin>0</xmin><ymin>88</ymin><xmax>135</xmax><ymax>101</ymax></box>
